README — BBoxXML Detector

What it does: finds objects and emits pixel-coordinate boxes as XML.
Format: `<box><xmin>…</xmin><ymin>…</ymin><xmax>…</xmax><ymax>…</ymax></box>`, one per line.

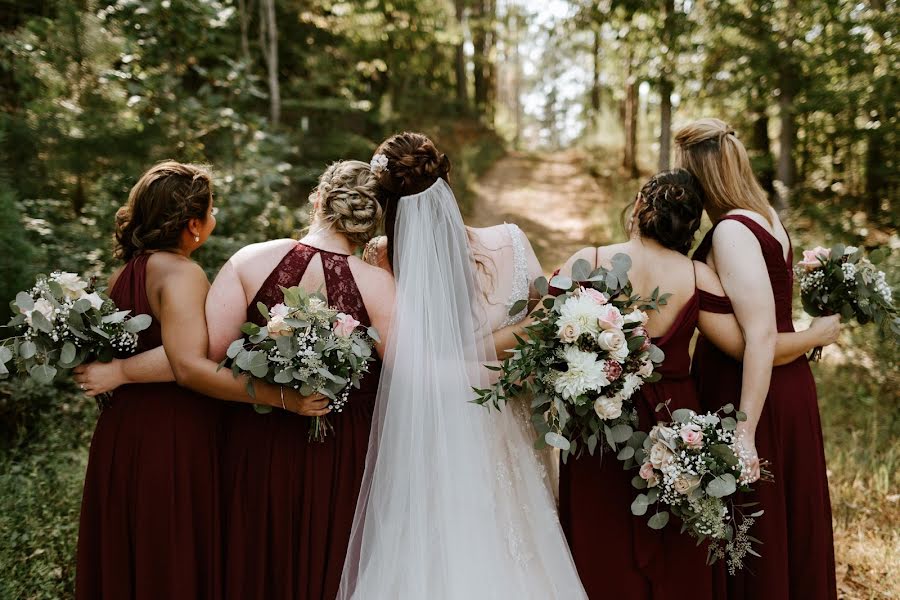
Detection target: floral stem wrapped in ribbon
<box><xmin>0</xmin><ymin>272</ymin><xmax>151</xmax><ymax>392</ymax></box>
<box><xmin>795</xmin><ymin>244</ymin><xmax>898</xmax><ymax>360</ymax></box>
<box><xmin>473</xmin><ymin>254</ymin><xmax>669</xmax><ymax>461</ymax></box>
<box><xmin>221</xmin><ymin>285</ymin><xmax>379</xmax><ymax>442</ymax></box>
<box><xmin>631</xmin><ymin>402</ymin><xmax>771</xmax><ymax>574</ymax></box>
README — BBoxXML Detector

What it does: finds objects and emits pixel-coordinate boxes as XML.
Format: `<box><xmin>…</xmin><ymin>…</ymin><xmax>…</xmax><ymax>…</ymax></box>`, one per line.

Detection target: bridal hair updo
<box><xmin>115</xmin><ymin>161</ymin><xmax>213</xmax><ymax>261</ymax></box>
<box><xmin>631</xmin><ymin>169</ymin><xmax>705</xmax><ymax>255</ymax></box>
<box><xmin>313</xmin><ymin>160</ymin><xmax>382</xmax><ymax>247</ymax></box>
<box><xmin>371</xmin><ymin>132</ymin><xmax>452</xmax><ymax>267</ymax></box>
<box><xmin>674</xmin><ymin>118</ymin><xmax>772</xmax><ymax>224</ymax></box>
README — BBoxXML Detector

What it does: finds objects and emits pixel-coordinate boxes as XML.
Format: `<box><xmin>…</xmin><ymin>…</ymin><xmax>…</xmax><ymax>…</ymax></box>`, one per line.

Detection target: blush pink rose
<box><xmin>596</xmin><ymin>305</ymin><xmax>625</xmax><ymax>331</ymax></box>
<box><xmin>334</xmin><ymin>313</ymin><xmax>360</xmax><ymax>337</ymax></box>
<box><xmin>798</xmin><ymin>246</ymin><xmax>831</xmax><ymax>271</ymax></box>
<box><xmin>680</xmin><ymin>425</ymin><xmax>704</xmax><ymax>449</ymax></box>
<box><xmin>583</xmin><ymin>288</ymin><xmax>608</xmax><ymax>305</ymax></box>
<box><xmin>639</xmin><ymin>461</ymin><xmax>656</xmax><ymax>480</ymax></box>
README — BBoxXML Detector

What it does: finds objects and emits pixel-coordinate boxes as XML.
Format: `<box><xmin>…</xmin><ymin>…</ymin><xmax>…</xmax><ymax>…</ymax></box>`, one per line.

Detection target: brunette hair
<box><xmin>630</xmin><ymin>169</ymin><xmax>705</xmax><ymax>255</ymax></box>
<box><xmin>313</xmin><ymin>160</ymin><xmax>382</xmax><ymax>247</ymax></box>
<box><xmin>674</xmin><ymin>118</ymin><xmax>772</xmax><ymax>224</ymax></box>
<box><xmin>114</xmin><ymin>161</ymin><xmax>213</xmax><ymax>261</ymax></box>
<box><xmin>372</xmin><ymin>132</ymin><xmax>452</xmax><ymax>267</ymax></box>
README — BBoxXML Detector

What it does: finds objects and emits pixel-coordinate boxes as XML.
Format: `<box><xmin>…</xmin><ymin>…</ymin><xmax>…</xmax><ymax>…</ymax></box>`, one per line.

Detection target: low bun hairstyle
<box><xmin>114</xmin><ymin>161</ymin><xmax>213</xmax><ymax>261</ymax></box>
<box><xmin>632</xmin><ymin>169</ymin><xmax>705</xmax><ymax>255</ymax></box>
<box><xmin>313</xmin><ymin>160</ymin><xmax>382</xmax><ymax>247</ymax></box>
<box><xmin>371</xmin><ymin>132</ymin><xmax>452</xmax><ymax>268</ymax></box>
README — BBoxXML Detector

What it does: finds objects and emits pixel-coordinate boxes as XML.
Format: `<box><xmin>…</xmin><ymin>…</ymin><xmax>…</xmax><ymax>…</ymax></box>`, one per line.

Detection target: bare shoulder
<box><xmin>712</xmin><ymin>218</ymin><xmax>761</xmax><ymax>248</ymax></box>
<box><xmin>693</xmin><ymin>260</ymin><xmax>725</xmax><ymax>295</ymax></box>
<box><xmin>348</xmin><ymin>256</ymin><xmax>396</xmax><ymax>292</ymax></box>
<box><xmin>230</xmin><ymin>238</ymin><xmax>296</xmax><ymax>268</ymax></box>
<box><xmin>595</xmin><ymin>242</ymin><xmax>632</xmax><ymax>264</ymax></box>
<box><xmin>146</xmin><ymin>252</ymin><xmax>207</xmax><ymax>280</ymax></box>
<box><xmin>468</xmin><ymin>224</ymin><xmax>512</xmax><ymax>249</ymax></box>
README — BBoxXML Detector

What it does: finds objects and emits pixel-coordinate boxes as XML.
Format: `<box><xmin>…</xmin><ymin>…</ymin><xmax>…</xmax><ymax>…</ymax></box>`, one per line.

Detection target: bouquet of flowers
<box><xmin>474</xmin><ymin>255</ymin><xmax>668</xmax><ymax>460</ymax></box>
<box><xmin>631</xmin><ymin>403</ymin><xmax>767</xmax><ymax>574</ymax></box>
<box><xmin>0</xmin><ymin>272</ymin><xmax>151</xmax><ymax>386</ymax></box>
<box><xmin>795</xmin><ymin>244</ymin><xmax>898</xmax><ymax>360</ymax></box>
<box><xmin>222</xmin><ymin>285</ymin><xmax>379</xmax><ymax>441</ymax></box>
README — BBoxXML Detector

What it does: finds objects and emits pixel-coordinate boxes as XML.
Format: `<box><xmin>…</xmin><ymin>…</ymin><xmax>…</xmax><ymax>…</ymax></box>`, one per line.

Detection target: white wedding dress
<box><xmin>338</xmin><ymin>180</ymin><xmax>586</xmax><ymax>599</ymax></box>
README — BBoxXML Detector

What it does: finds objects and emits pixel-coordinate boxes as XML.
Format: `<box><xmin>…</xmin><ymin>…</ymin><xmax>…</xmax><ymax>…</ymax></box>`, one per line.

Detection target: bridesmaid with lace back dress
<box><xmin>676</xmin><ymin>118</ymin><xmax>838</xmax><ymax>600</ymax></box>
<box><xmin>204</xmin><ymin>160</ymin><xmax>394</xmax><ymax>600</ymax></box>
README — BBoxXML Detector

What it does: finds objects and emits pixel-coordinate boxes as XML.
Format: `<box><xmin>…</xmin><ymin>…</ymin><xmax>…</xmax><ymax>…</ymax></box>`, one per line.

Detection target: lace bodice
<box><xmin>500</xmin><ymin>223</ymin><xmax>530</xmax><ymax>329</ymax></box>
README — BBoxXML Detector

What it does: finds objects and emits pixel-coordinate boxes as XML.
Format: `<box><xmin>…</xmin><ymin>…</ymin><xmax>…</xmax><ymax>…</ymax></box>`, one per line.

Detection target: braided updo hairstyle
<box><xmin>115</xmin><ymin>161</ymin><xmax>213</xmax><ymax>261</ymax></box>
<box><xmin>630</xmin><ymin>169</ymin><xmax>705</xmax><ymax>255</ymax></box>
<box><xmin>313</xmin><ymin>160</ymin><xmax>382</xmax><ymax>247</ymax></box>
<box><xmin>371</xmin><ymin>132</ymin><xmax>452</xmax><ymax>267</ymax></box>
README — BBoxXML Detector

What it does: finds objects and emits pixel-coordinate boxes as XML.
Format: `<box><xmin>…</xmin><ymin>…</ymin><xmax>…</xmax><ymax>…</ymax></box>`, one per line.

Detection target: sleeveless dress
<box><xmin>692</xmin><ymin>215</ymin><xmax>837</xmax><ymax>600</ymax></box>
<box><xmin>76</xmin><ymin>253</ymin><xmax>223</xmax><ymax>600</ymax></box>
<box><xmin>221</xmin><ymin>243</ymin><xmax>381</xmax><ymax>600</ymax></box>
<box><xmin>558</xmin><ymin>273</ymin><xmax>716</xmax><ymax>600</ymax></box>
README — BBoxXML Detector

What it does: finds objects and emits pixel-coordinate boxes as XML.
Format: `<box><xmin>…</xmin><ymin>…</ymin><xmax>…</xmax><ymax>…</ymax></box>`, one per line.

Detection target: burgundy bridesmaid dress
<box><xmin>558</xmin><ymin>274</ymin><xmax>716</xmax><ymax>600</ymax></box>
<box><xmin>221</xmin><ymin>243</ymin><xmax>380</xmax><ymax>600</ymax></box>
<box><xmin>76</xmin><ymin>253</ymin><xmax>223</xmax><ymax>600</ymax></box>
<box><xmin>692</xmin><ymin>214</ymin><xmax>837</xmax><ymax>600</ymax></box>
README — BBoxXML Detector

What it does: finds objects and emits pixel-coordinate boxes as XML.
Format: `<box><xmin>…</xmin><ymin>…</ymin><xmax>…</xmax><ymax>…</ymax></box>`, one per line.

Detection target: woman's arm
<box><xmin>159</xmin><ymin>259</ymin><xmax>328</xmax><ymax>415</ymax></box>
<box><xmin>710</xmin><ymin>221</ymin><xmax>777</xmax><ymax>483</ymax></box>
<box><xmin>695</xmin><ymin>262</ymin><xmax>841</xmax><ymax>366</ymax></box>
<box><xmin>73</xmin><ymin>347</ymin><xmax>173</xmax><ymax>397</ymax></box>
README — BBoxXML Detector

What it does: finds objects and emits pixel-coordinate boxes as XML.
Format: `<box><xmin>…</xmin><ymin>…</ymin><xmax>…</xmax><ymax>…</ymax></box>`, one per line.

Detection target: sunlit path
<box><xmin>468</xmin><ymin>150</ymin><xmax>612</xmax><ymax>272</ymax></box>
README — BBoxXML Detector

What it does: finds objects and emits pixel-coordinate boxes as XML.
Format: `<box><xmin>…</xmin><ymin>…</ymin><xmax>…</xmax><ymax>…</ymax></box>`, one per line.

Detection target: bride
<box><xmin>338</xmin><ymin>132</ymin><xmax>586</xmax><ymax>599</ymax></box>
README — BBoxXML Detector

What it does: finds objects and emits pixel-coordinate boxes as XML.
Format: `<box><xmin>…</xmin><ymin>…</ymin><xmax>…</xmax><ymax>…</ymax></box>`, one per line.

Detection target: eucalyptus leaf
<box><xmin>124</xmin><ymin>313</ymin><xmax>152</xmax><ymax>333</ymax></box>
<box><xmin>0</xmin><ymin>346</ymin><xmax>12</xmax><ymax>364</ymax></box>
<box><xmin>631</xmin><ymin>494</ymin><xmax>649</xmax><ymax>516</ymax></box>
<box><xmin>367</xmin><ymin>326</ymin><xmax>381</xmax><ymax>343</ymax></box>
<box><xmin>226</xmin><ymin>339</ymin><xmax>245</xmax><ymax>359</ymax></box>
<box><xmin>15</xmin><ymin>292</ymin><xmax>34</xmax><ymax>312</ymax></box>
<box><xmin>20</xmin><ymin>340</ymin><xmax>37</xmax><ymax>360</ymax></box>
<box><xmin>544</xmin><ymin>432</ymin><xmax>571</xmax><ymax>451</ymax></box>
<box><xmin>240</xmin><ymin>322</ymin><xmax>261</xmax><ymax>336</ymax></box>
<box><xmin>609</xmin><ymin>423</ymin><xmax>633</xmax><ymax>444</ymax></box>
<box><xmin>273</xmin><ymin>369</ymin><xmax>293</xmax><ymax>384</ymax></box>
<box><xmin>256</xmin><ymin>302</ymin><xmax>271</xmax><ymax>321</ymax></box>
<box><xmin>617</xmin><ymin>446</ymin><xmax>635</xmax><ymax>460</ymax></box>
<box><xmin>571</xmin><ymin>258</ymin><xmax>592</xmax><ymax>281</ymax></box>
<box><xmin>647</xmin><ymin>511</ymin><xmax>670</xmax><ymax>530</ymax></box>
<box><xmin>611</xmin><ymin>253</ymin><xmax>632</xmax><ymax>273</ymax></box>
<box><xmin>707</xmin><ymin>473</ymin><xmax>737</xmax><ymax>498</ymax></box>
<box><xmin>31</xmin><ymin>311</ymin><xmax>53</xmax><ymax>333</ymax></box>
<box><xmin>721</xmin><ymin>416</ymin><xmax>737</xmax><ymax>430</ymax></box>
<box><xmin>508</xmin><ymin>299</ymin><xmax>528</xmax><ymax>317</ymax></box>
<box><xmin>29</xmin><ymin>363</ymin><xmax>57</xmax><ymax>384</ymax></box>
<box><xmin>549</xmin><ymin>275</ymin><xmax>573</xmax><ymax>291</ymax></box>
<box><xmin>534</xmin><ymin>276</ymin><xmax>549</xmax><ymax>297</ymax></box>
<box><xmin>72</xmin><ymin>298</ymin><xmax>92</xmax><ymax>314</ymax></box>
<box><xmin>60</xmin><ymin>342</ymin><xmax>77</xmax><ymax>364</ymax></box>
<box><xmin>671</xmin><ymin>408</ymin><xmax>694</xmax><ymax>423</ymax></box>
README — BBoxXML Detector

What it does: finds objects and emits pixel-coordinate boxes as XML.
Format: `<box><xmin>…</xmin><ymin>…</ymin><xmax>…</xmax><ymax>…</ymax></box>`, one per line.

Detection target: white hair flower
<box><xmin>370</xmin><ymin>153</ymin><xmax>389</xmax><ymax>174</ymax></box>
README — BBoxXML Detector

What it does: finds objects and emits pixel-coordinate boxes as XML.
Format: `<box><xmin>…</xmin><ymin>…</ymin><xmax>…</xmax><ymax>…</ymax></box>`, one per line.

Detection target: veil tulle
<box><xmin>338</xmin><ymin>179</ymin><xmax>586</xmax><ymax>599</ymax></box>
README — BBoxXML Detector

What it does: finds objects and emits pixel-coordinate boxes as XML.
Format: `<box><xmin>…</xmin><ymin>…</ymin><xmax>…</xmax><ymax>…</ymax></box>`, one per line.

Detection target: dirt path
<box><xmin>468</xmin><ymin>150</ymin><xmax>615</xmax><ymax>272</ymax></box>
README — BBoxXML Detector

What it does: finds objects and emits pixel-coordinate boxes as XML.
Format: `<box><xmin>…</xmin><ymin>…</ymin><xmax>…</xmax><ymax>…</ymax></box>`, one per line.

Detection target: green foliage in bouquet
<box><xmin>1</xmin><ymin>273</ymin><xmax>151</xmax><ymax>386</ymax></box>
<box><xmin>221</xmin><ymin>285</ymin><xmax>379</xmax><ymax>441</ymax></box>
<box><xmin>630</xmin><ymin>403</ymin><xmax>767</xmax><ymax>574</ymax></box>
<box><xmin>474</xmin><ymin>254</ymin><xmax>670</xmax><ymax>461</ymax></box>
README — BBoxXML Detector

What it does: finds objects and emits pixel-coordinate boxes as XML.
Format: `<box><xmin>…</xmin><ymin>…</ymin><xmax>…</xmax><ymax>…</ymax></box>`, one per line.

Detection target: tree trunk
<box><xmin>454</xmin><ymin>0</ymin><xmax>468</xmax><ymax>112</ymax></box>
<box><xmin>657</xmin><ymin>0</ymin><xmax>675</xmax><ymax>171</ymax></box>
<box><xmin>259</xmin><ymin>0</ymin><xmax>280</xmax><ymax>126</ymax></box>
<box><xmin>590</xmin><ymin>27</ymin><xmax>601</xmax><ymax>133</ymax></box>
<box><xmin>774</xmin><ymin>0</ymin><xmax>796</xmax><ymax>208</ymax></box>
<box><xmin>238</xmin><ymin>0</ymin><xmax>252</xmax><ymax>62</ymax></box>
<box><xmin>623</xmin><ymin>53</ymin><xmax>639</xmax><ymax>178</ymax></box>
<box><xmin>752</xmin><ymin>106</ymin><xmax>775</xmax><ymax>195</ymax></box>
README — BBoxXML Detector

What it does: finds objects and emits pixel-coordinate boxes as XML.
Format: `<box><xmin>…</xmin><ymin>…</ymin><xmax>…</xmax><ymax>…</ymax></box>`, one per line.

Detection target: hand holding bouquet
<box><xmin>795</xmin><ymin>244</ymin><xmax>898</xmax><ymax>360</ymax></box>
<box><xmin>631</xmin><ymin>403</ymin><xmax>770</xmax><ymax>574</ymax></box>
<box><xmin>222</xmin><ymin>285</ymin><xmax>379</xmax><ymax>441</ymax></box>
<box><xmin>0</xmin><ymin>272</ymin><xmax>151</xmax><ymax>388</ymax></box>
<box><xmin>474</xmin><ymin>255</ymin><xmax>669</xmax><ymax>460</ymax></box>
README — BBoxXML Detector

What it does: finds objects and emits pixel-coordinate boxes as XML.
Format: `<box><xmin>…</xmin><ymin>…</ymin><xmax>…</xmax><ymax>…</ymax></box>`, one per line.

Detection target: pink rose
<box><xmin>334</xmin><ymin>313</ymin><xmax>360</xmax><ymax>337</ymax></box>
<box><xmin>596</xmin><ymin>305</ymin><xmax>625</xmax><ymax>331</ymax></box>
<box><xmin>604</xmin><ymin>360</ymin><xmax>623</xmax><ymax>381</ymax></box>
<box><xmin>583</xmin><ymin>288</ymin><xmax>608</xmax><ymax>305</ymax></box>
<box><xmin>639</xmin><ymin>461</ymin><xmax>655</xmax><ymax>480</ymax></box>
<box><xmin>558</xmin><ymin>321</ymin><xmax>580</xmax><ymax>343</ymax></box>
<box><xmin>680</xmin><ymin>424</ymin><xmax>704</xmax><ymax>449</ymax></box>
<box><xmin>798</xmin><ymin>246</ymin><xmax>831</xmax><ymax>271</ymax></box>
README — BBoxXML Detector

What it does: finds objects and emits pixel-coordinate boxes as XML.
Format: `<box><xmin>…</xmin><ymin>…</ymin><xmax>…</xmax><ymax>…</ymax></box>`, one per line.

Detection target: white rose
<box><xmin>53</xmin><ymin>272</ymin><xmax>89</xmax><ymax>299</ymax></box>
<box><xmin>620</xmin><ymin>373</ymin><xmax>644</xmax><ymax>398</ymax></box>
<box><xmin>267</xmin><ymin>314</ymin><xmax>293</xmax><ymax>338</ymax></box>
<box><xmin>557</xmin><ymin>317</ymin><xmax>581</xmax><ymax>343</ymax></box>
<box><xmin>673</xmin><ymin>474</ymin><xmax>702</xmax><ymax>495</ymax></box>
<box><xmin>649</xmin><ymin>441</ymin><xmax>674</xmax><ymax>469</ymax></box>
<box><xmin>624</xmin><ymin>309</ymin><xmax>649</xmax><ymax>325</ymax></box>
<box><xmin>637</xmin><ymin>359</ymin><xmax>654</xmax><ymax>378</ymax></box>
<box><xmin>270</xmin><ymin>303</ymin><xmax>291</xmax><ymax>318</ymax></box>
<box><xmin>598</xmin><ymin>329</ymin><xmax>629</xmax><ymax>362</ymax></box>
<box><xmin>82</xmin><ymin>292</ymin><xmax>104</xmax><ymax>311</ymax></box>
<box><xmin>593</xmin><ymin>395</ymin><xmax>623</xmax><ymax>420</ymax></box>
<box><xmin>26</xmin><ymin>298</ymin><xmax>55</xmax><ymax>326</ymax></box>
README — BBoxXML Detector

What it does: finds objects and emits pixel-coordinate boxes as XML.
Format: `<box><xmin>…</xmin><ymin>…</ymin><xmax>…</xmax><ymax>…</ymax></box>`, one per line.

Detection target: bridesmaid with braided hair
<box><xmin>208</xmin><ymin>160</ymin><xmax>394</xmax><ymax>600</ymax></box>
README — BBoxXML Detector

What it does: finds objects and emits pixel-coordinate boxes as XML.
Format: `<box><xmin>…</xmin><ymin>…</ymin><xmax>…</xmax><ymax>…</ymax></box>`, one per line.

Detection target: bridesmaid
<box><xmin>205</xmin><ymin>160</ymin><xmax>394</xmax><ymax>600</ymax></box>
<box><xmin>553</xmin><ymin>170</ymin><xmax>842</xmax><ymax>600</ymax></box>
<box><xmin>74</xmin><ymin>161</ymin><xmax>308</xmax><ymax>600</ymax></box>
<box><xmin>557</xmin><ymin>170</ymin><xmax>719</xmax><ymax>600</ymax></box>
<box><xmin>676</xmin><ymin>118</ymin><xmax>837</xmax><ymax>599</ymax></box>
